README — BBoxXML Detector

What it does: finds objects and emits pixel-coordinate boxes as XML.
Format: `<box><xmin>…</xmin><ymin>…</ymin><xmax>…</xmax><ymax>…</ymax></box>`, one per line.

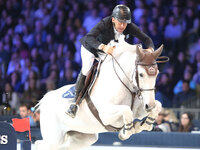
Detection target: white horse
<box><xmin>35</xmin><ymin>35</ymin><xmax>165</xmax><ymax>150</ymax></box>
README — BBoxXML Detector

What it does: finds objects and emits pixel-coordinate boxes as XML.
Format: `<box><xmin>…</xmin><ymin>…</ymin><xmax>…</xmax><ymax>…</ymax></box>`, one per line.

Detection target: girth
<box><xmin>85</xmin><ymin>94</ymin><xmax>122</xmax><ymax>132</ymax></box>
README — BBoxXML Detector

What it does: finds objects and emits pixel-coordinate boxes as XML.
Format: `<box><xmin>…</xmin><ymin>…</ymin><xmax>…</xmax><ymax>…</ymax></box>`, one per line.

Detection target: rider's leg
<box><xmin>66</xmin><ymin>45</ymin><xmax>95</xmax><ymax>118</ymax></box>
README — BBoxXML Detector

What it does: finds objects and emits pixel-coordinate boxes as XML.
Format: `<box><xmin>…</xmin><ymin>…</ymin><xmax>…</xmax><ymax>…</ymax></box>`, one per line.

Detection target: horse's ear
<box><xmin>136</xmin><ymin>46</ymin><xmax>145</xmax><ymax>60</ymax></box>
<box><xmin>153</xmin><ymin>44</ymin><xmax>163</xmax><ymax>59</ymax></box>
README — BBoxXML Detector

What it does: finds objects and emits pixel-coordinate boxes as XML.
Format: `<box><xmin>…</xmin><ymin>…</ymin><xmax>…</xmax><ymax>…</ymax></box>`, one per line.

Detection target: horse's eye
<box><xmin>139</xmin><ymin>73</ymin><xmax>143</xmax><ymax>77</ymax></box>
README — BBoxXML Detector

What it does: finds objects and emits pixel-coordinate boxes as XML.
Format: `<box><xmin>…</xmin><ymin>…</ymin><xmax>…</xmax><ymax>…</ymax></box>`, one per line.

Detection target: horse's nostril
<box><xmin>145</xmin><ymin>104</ymin><xmax>149</xmax><ymax>110</ymax></box>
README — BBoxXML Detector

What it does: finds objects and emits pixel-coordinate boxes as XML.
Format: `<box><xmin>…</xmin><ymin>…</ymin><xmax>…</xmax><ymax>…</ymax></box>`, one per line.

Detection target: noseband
<box><xmin>135</xmin><ymin>62</ymin><xmax>157</xmax><ymax>99</ymax></box>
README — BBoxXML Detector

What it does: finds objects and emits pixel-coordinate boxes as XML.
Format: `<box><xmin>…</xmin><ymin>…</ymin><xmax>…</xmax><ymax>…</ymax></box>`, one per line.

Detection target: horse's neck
<box><xmin>90</xmin><ymin>40</ymin><xmax>137</xmax><ymax>105</ymax></box>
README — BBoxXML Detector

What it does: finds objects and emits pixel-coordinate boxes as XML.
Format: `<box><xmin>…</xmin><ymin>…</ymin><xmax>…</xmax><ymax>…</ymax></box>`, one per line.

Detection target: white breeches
<box><xmin>81</xmin><ymin>45</ymin><xmax>95</xmax><ymax>76</ymax></box>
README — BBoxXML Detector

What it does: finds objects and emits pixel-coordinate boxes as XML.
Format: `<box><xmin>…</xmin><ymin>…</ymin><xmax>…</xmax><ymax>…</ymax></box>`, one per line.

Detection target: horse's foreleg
<box><xmin>134</xmin><ymin>100</ymin><xmax>162</xmax><ymax>133</ymax></box>
<box><xmin>99</xmin><ymin>105</ymin><xmax>135</xmax><ymax>141</ymax></box>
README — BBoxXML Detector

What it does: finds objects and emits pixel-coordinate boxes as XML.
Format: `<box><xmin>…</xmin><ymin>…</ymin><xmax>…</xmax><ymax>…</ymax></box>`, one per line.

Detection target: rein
<box><xmin>111</xmin><ymin>54</ymin><xmax>137</xmax><ymax>110</ymax></box>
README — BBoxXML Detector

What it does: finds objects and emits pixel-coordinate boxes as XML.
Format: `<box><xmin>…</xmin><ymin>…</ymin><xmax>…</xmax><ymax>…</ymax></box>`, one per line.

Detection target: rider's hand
<box><xmin>103</xmin><ymin>45</ymin><xmax>115</xmax><ymax>55</ymax></box>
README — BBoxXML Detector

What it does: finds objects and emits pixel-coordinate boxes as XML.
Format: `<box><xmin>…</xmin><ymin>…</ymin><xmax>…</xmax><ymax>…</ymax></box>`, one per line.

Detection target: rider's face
<box><xmin>112</xmin><ymin>17</ymin><xmax>127</xmax><ymax>33</ymax></box>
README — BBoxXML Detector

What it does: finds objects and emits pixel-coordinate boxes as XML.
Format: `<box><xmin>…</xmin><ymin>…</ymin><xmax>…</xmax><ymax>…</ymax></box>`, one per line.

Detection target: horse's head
<box><xmin>135</xmin><ymin>45</ymin><xmax>163</xmax><ymax>112</ymax></box>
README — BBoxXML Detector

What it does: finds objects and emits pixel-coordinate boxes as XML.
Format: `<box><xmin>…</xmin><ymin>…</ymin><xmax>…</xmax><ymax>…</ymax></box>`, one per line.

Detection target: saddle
<box><xmin>62</xmin><ymin>61</ymin><xmax>99</xmax><ymax>100</ymax></box>
<box><xmin>75</xmin><ymin>61</ymin><xmax>99</xmax><ymax>105</ymax></box>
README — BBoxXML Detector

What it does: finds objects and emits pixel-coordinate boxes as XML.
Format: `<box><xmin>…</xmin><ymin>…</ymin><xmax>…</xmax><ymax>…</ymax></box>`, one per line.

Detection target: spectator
<box><xmin>33</xmin><ymin>20</ymin><xmax>47</xmax><ymax>44</ymax></box>
<box><xmin>30</xmin><ymin>47</ymin><xmax>43</xmax><ymax>73</ymax></box>
<box><xmin>44</xmin><ymin>33</ymin><xmax>55</xmax><ymax>53</ymax></box>
<box><xmin>22</xmin><ymin>25</ymin><xmax>34</xmax><ymax>49</ymax></box>
<box><xmin>152</xmin><ymin>108</ymin><xmax>171</xmax><ymax>132</ymax></box>
<box><xmin>150</xmin><ymin>6</ymin><xmax>161</xmax><ymax>23</ymax></box>
<box><xmin>58</xmin><ymin>68</ymin><xmax>76</xmax><ymax>88</ymax></box>
<box><xmin>22</xmin><ymin>1</ymin><xmax>34</xmax><ymax>28</ymax></box>
<box><xmin>164</xmin><ymin>16</ymin><xmax>183</xmax><ymax>57</ymax></box>
<box><xmin>182</xmin><ymin>7</ymin><xmax>200</xmax><ymax>45</ymax></box>
<box><xmin>24</xmin><ymin>70</ymin><xmax>40</xmax><ymax>91</ymax></box>
<box><xmin>14</xmin><ymin>15</ymin><xmax>26</xmax><ymax>34</ymax></box>
<box><xmin>0</xmin><ymin>9</ymin><xmax>8</xmax><ymax>38</ymax></box>
<box><xmin>83</xmin><ymin>9</ymin><xmax>101</xmax><ymax>32</ymax></box>
<box><xmin>188</xmin><ymin>37</ymin><xmax>200</xmax><ymax>64</ymax></box>
<box><xmin>158</xmin><ymin>16</ymin><xmax>167</xmax><ymax>33</ymax></box>
<box><xmin>148</xmin><ymin>21</ymin><xmax>164</xmax><ymax>49</ymax></box>
<box><xmin>0</xmin><ymin>69</ymin><xmax>5</xmax><ymax>104</ymax></box>
<box><xmin>1</xmin><ymin>15</ymin><xmax>14</xmax><ymax>38</ymax></box>
<box><xmin>51</xmin><ymin>9</ymin><xmax>66</xmax><ymax>30</ymax></box>
<box><xmin>6</xmin><ymin>52</ymin><xmax>21</xmax><ymax>76</ymax></box>
<box><xmin>0</xmin><ymin>41</ymin><xmax>10</xmax><ymax>77</ymax></box>
<box><xmin>56</xmin><ymin>43</ymin><xmax>66</xmax><ymax>70</ymax></box>
<box><xmin>21</xmin><ymin>78</ymin><xmax>41</xmax><ymax>104</ymax></box>
<box><xmin>53</xmin><ymin>24</ymin><xmax>64</xmax><ymax>44</ymax></box>
<box><xmin>173</xmin><ymin>51</ymin><xmax>190</xmax><ymax>84</ymax></box>
<box><xmin>192</xmin><ymin>62</ymin><xmax>200</xmax><ymax>93</ymax></box>
<box><xmin>34</xmin><ymin>1</ymin><xmax>45</xmax><ymax>20</ymax></box>
<box><xmin>33</xmin><ymin>110</ymin><xmax>40</xmax><ymax>128</ymax></box>
<box><xmin>2</xmin><ymin>82</ymin><xmax>20</xmax><ymax>112</ymax></box>
<box><xmin>174</xmin><ymin>70</ymin><xmax>196</xmax><ymax>95</ymax></box>
<box><xmin>42</xmin><ymin>51</ymin><xmax>60</xmax><ymax>79</ymax></box>
<box><xmin>171</xmin><ymin>5</ymin><xmax>184</xmax><ymax>25</ymax></box>
<box><xmin>7</xmin><ymin>71</ymin><xmax>23</xmax><ymax>93</ymax></box>
<box><xmin>45</xmin><ymin>79</ymin><xmax>56</xmax><ymax>93</ymax></box>
<box><xmin>173</xmin><ymin>80</ymin><xmax>197</xmax><ymax>107</ymax></box>
<box><xmin>21</xmin><ymin>56</ymin><xmax>39</xmax><ymax>84</ymax></box>
<box><xmin>74</xmin><ymin>27</ymin><xmax>87</xmax><ymax>65</ymax></box>
<box><xmin>178</xmin><ymin>112</ymin><xmax>197</xmax><ymax>132</ymax></box>
<box><xmin>132</xmin><ymin>0</ymin><xmax>146</xmax><ymax>25</ymax></box>
<box><xmin>192</xmin><ymin>51</ymin><xmax>200</xmax><ymax>73</ymax></box>
<box><xmin>162</xmin><ymin>109</ymin><xmax>179</xmax><ymax>131</ymax></box>
<box><xmin>18</xmin><ymin>103</ymin><xmax>37</xmax><ymax>127</ymax></box>
<box><xmin>156</xmin><ymin>73</ymin><xmax>174</xmax><ymax>107</ymax></box>
<box><xmin>3</xmin><ymin>34</ymin><xmax>12</xmax><ymax>53</ymax></box>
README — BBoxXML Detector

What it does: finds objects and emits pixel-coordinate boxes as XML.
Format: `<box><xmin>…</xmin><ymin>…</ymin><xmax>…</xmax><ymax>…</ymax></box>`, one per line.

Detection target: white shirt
<box><xmin>113</xmin><ymin>26</ymin><xmax>122</xmax><ymax>41</ymax></box>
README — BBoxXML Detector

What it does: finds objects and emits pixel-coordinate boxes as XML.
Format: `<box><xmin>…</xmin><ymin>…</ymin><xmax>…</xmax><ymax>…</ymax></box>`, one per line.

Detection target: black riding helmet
<box><xmin>112</xmin><ymin>5</ymin><xmax>131</xmax><ymax>24</ymax></box>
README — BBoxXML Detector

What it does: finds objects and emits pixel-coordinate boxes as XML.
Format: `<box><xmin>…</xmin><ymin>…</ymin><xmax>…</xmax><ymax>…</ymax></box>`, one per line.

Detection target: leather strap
<box><xmin>85</xmin><ymin>95</ymin><xmax>122</xmax><ymax>132</ymax></box>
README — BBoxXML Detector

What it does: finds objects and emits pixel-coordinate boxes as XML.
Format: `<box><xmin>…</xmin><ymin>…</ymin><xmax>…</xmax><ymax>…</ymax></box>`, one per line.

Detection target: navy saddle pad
<box><xmin>62</xmin><ymin>86</ymin><xmax>75</xmax><ymax>98</ymax></box>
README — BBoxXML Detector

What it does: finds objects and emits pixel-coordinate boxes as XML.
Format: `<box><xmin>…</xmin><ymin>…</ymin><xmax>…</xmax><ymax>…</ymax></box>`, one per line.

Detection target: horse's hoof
<box><xmin>118</xmin><ymin>133</ymin><xmax>126</xmax><ymax>141</ymax></box>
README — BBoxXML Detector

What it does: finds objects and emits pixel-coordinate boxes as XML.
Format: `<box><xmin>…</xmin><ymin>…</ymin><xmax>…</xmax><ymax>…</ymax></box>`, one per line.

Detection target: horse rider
<box><xmin>66</xmin><ymin>4</ymin><xmax>155</xmax><ymax>118</ymax></box>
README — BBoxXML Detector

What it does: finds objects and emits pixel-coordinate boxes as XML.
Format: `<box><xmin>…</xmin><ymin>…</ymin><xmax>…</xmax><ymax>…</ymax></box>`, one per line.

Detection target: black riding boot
<box><xmin>66</xmin><ymin>72</ymin><xmax>86</xmax><ymax>118</ymax></box>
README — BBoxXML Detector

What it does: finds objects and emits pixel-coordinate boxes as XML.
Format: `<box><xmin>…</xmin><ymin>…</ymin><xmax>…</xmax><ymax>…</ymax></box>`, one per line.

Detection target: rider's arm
<box><xmin>84</xmin><ymin>19</ymin><xmax>106</xmax><ymax>50</ymax></box>
<box><xmin>127</xmin><ymin>23</ymin><xmax>155</xmax><ymax>50</ymax></box>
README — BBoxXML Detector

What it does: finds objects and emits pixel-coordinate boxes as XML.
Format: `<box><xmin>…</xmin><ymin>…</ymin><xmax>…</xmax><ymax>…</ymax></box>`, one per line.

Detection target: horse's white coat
<box><xmin>35</xmin><ymin>35</ymin><xmax>162</xmax><ymax>150</ymax></box>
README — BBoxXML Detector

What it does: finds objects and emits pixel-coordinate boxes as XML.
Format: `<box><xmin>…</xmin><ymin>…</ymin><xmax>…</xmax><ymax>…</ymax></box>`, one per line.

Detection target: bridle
<box><xmin>111</xmin><ymin>53</ymin><xmax>169</xmax><ymax>109</ymax></box>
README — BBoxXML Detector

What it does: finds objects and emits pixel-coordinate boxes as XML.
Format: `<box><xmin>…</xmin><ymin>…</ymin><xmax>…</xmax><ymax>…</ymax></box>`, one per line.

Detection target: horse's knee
<box><xmin>121</xmin><ymin>106</ymin><xmax>133</xmax><ymax>123</ymax></box>
<box><xmin>149</xmin><ymin>100</ymin><xmax>162</xmax><ymax>118</ymax></box>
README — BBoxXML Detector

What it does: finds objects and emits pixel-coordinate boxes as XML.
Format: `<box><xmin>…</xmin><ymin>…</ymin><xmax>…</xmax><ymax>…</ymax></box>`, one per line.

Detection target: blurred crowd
<box><xmin>0</xmin><ymin>0</ymin><xmax>200</xmax><ymax>118</ymax></box>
